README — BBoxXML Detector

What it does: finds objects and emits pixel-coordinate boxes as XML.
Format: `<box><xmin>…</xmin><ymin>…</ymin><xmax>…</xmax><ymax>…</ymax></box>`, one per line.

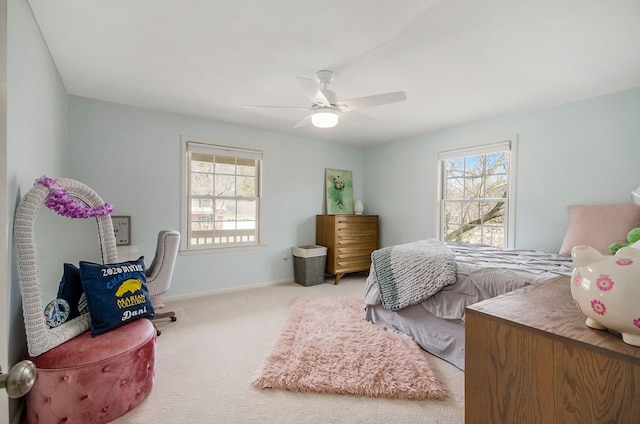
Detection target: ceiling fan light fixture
<box><xmin>311</xmin><ymin>108</ymin><xmax>339</xmax><ymax>128</ymax></box>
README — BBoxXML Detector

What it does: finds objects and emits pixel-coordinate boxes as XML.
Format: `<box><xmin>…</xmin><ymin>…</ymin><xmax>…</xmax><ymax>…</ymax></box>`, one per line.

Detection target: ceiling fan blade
<box><xmin>337</xmin><ymin>91</ymin><xmax>407</xmax><ymax>112</ymax></box>
<box><xmin>242</xmin><ymin>104</ymin><xmax>308</xmax><ymax>110</ymax></box>
<box><xmin>293</xmin><ymin>114</ymin><xmax>312</xmax><ymax>128</ymax></box>
<box><xmin>296</xmin><ymin>77</ymin><xmax>331</xmax><ymax>106</ymax></box>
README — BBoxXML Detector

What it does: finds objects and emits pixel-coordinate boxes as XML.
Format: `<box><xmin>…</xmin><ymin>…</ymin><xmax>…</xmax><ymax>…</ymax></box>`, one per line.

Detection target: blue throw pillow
<box><xmin>56</xmin><ymin>263</ymin><xmax>84</xmax><ymax>321</ymax></box>
<box><xmin>79</xmin><ymin>256</ymin><xmax>155</xmax><ymax>336</ymax></box>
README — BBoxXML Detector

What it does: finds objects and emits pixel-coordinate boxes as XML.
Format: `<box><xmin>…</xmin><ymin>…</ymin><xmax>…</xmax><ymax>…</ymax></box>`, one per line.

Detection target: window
<box><xmin>182</xmin><ymin>136</ymin><xmax>263</xmax><ymax>251</ymax></box>
<box><xmin>437</xmin><ymin>137</ymin><xmax>517</xmax><ymax>248</ymax></box>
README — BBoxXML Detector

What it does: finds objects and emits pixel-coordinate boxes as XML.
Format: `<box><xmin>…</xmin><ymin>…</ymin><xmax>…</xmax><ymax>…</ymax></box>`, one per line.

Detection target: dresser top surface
<box><xmin>316</xmin><ymin>214</ymin><xmax>378</xmax><ymax>217</ymax></box>
<box><xmin>467</xmin><ymin>275</ymin><xmax>640</xmax><ymax>361</ymax></box>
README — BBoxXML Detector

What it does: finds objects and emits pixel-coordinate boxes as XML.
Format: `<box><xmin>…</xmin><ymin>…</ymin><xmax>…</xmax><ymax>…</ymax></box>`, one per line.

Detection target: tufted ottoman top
<box><xmin>27</xmin><ymin>318</ymin><xmax>155</xmax><ymax>368</ymax></box>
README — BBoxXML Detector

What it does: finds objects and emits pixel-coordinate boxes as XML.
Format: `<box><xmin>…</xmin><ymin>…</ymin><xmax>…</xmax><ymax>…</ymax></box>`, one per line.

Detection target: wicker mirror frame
<box><xmin>14</xmin><ymin>178</ymin><xmax>118</xmax><ymax>356</ymax></box>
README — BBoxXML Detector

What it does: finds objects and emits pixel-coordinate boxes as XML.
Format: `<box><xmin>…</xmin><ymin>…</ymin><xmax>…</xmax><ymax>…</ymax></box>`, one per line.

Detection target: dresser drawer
<box><xmin>336</xmin><ymin>217</ymin><xmax>378</xmax><ymax>230</ymax></box>
<box><xmin>337</xmin><ymin>246</ymin><xmax>373</xmax><ymax>262</ymax></box>
<box><xmin>337</xmin><ymin>233</ymin><xmax>377</xmax><ymax>245</ymax></box>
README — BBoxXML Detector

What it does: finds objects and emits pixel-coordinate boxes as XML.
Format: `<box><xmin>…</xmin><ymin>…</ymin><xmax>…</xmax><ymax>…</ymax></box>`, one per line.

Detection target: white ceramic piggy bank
<box><xmin>571</xmin><ymin>245</ymin><xmax>640</xmax><ymax>347</ymax></box>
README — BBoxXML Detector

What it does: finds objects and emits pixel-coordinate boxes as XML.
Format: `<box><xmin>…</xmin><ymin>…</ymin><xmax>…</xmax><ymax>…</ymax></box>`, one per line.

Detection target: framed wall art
<box><xmin>325</xmin><ymin>168</ymin><xmax>354</xmax><ymax>214</ymax></box>
<box><xmin>112</xmin><ymin>215</ymin><xmax>131</xmax><ymax>246</ymax></box>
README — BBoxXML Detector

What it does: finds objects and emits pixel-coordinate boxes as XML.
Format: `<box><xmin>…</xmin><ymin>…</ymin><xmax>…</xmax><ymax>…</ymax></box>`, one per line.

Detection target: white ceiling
<box><xmin>28</xmin><ymin>0</ymin><xmax>640</xmax><ymax>147</ymax></box>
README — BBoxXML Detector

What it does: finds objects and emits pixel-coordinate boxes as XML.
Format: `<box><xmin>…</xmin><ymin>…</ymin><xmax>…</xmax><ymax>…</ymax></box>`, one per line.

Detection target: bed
<box><xmin>364</xmin><ymin>197</ymin><xmax>640</xmax><ymax>370</ymax></box>
<box><xmin>364</xmin><ymin>240</ymin><xmax>574</xmax><ymax>370</ymax></box>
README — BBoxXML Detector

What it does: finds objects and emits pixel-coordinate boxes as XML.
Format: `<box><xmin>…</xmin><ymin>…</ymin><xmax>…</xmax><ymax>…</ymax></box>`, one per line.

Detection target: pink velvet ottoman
<box><xmin>25</xmin><ymin>318</ymin><xmax>156</xmax><ymax>424</ymax></box>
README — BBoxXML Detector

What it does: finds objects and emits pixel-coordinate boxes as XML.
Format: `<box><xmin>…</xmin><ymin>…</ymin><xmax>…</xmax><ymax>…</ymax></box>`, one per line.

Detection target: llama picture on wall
<box><xmin>325</xmin><ymin>168</ymin><xmax>354</xmax><ymax>214</ymax></box>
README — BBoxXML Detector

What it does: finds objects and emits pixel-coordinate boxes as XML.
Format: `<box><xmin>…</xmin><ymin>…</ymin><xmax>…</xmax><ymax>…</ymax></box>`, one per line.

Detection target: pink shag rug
<box><xmin>250</xmin><ymin>297</ymin><xmax>447</xmax><ymax>400</ymax></box>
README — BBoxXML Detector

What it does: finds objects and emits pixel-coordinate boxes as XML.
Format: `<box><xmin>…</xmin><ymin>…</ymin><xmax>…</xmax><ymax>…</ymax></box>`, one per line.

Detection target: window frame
<box><xmin>435</xmin><ymin>135</ymin><xmax>518</xmax><ymax>248</ymax></box>
<box><xmin>180</xmin><ymin>135</ymin><xmax>265</xmax><ymax>254</ymax></box>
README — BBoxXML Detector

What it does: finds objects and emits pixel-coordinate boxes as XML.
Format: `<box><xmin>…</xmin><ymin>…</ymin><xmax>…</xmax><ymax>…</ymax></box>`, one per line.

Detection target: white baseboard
<box><xmin>162</xmin><ymin>278</ymin><xmax>295</xmax><ymax>303</ymax></box>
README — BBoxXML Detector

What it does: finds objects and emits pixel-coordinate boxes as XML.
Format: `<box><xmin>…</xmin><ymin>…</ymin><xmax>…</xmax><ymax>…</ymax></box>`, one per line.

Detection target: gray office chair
<box><xmin>146</xmin><ymin>230</ymin><xmax>180</xmax><ymax>335</ymax></box>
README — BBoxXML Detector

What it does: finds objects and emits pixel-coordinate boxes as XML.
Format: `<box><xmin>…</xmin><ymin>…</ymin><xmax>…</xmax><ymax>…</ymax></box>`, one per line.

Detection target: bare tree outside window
<box><xmin>440</xmin><ymin>143</ymin><xmax>513</xmax><ymax>248</ymax></box>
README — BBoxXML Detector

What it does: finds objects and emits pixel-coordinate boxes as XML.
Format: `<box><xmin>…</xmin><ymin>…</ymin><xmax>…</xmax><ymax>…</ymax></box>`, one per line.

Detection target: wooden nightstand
<box><xmin>465</xmin><ymin>275</ymin><xmax>640</xmax><ymax>424</ymax></box>
<box><xmin>316</xmin><ymin>214</ymin><xmax>378</xmax><ymax>284</ymax></box>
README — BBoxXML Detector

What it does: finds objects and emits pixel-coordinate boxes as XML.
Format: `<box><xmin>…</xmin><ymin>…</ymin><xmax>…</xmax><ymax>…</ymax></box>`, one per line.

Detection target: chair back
<box><xmin>146</xmin><ymin>230</ymin><xmax>180</xmax><ymax>297</ymax></box>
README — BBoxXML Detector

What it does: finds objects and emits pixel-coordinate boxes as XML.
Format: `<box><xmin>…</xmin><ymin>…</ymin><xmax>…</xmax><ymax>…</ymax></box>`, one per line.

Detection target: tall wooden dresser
<box><xmin>465</xmin><ymin>275</ymin><xmax>640</xmax><ymax>424</ymax></box>
<box><xmin>316</xmin><ymin>215</ymin><xmax>378</xmax><ymax>284</ymax></box>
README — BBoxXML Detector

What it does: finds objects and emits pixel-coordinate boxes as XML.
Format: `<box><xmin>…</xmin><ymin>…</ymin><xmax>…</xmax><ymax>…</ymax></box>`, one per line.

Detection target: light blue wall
<box><xmin>67</xmin><ymin>96</ymin><xmax>364</xmax><ymax>296</ymax></box>
<box><xmin>7</xmin><ymin>0</ymin><xmax>68</xmax><ymax>183</ymax></box>
<box><xmin>6</xmin><ymin>0</ymin><xmax>68</xmax><ymax>420</ymax></box>
<box><xmin>364</xmin><ymin>88</ymin><xmax>640</xmax><ymax>253</ymax></box>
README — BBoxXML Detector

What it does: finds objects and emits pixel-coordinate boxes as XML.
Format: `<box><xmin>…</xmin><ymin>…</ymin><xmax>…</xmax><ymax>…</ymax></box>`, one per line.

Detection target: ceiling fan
<box><xmin>242</xmin><ymin>70</ymin><xmax>407</xmax><ymax>129</ymax></box>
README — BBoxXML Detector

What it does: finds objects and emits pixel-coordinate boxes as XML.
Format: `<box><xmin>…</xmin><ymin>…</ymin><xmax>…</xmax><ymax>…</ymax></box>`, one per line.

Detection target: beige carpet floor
<box><xmin>112</xmin><ymin>274</ymin><xmax>465</xmax><ymax>424</ymax></box>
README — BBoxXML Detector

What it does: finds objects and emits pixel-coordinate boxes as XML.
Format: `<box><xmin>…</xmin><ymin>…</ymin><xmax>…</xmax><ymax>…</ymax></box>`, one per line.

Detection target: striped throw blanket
<box><xmin>372</xmin><ymin>239</ymin><xmax>456</xmax><ymax>311</ymax></box>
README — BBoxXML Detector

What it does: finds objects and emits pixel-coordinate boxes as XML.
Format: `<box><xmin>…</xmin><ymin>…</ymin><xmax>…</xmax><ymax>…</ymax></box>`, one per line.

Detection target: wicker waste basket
<box><xmin>292</xmin><ymin>245</ymin><xmax>327</xmax><ymax>286</ymax></box>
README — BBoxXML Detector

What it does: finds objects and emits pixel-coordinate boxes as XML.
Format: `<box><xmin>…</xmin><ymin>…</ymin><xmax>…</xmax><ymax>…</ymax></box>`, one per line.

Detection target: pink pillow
<box><xmin>558</xmin><ymin>204</ymin><xmax>640</xmax><ymax>256</ymax></box>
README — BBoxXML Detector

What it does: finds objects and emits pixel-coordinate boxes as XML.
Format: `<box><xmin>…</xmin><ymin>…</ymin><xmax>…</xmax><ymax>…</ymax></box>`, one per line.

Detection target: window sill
<box><xmin>179</xmin><ymin>243</ymin><xmax>266</xmax><ymax>255</ymax></box>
